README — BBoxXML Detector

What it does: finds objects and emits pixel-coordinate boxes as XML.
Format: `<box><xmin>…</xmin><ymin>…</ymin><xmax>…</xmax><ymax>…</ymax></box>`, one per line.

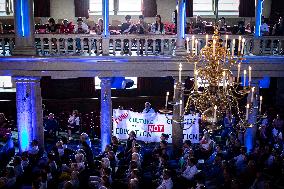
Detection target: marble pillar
<box><xmin>172</xmin><ymin>79</ymin><xmax>184</xmax><ymax>156</ymax></box>
<box><xmin>100</xmin><ymin>77</ymin><xmax>112</xmax><ymax>152</ymax></box>
<box><xmin>13</xmin><ymin>0</ymin><xmax>36</xmax><ymax>55</ymax></box>
<box><xmin>15</xmin><ymin>77</ymin><xmax>43</xmax><ymax>152</ymax></box>
<box><xmin>253</xmin><ymin>0</ymin><xmax>264</xmax><ymax>55</ymax></box>
<box><xmin>102</xmin><ymin>0</ymin><xmax>110</xmax><ymax>55</ymax></box>
<box><xmin>175</xmin><ymin>0</ymin><xmax>186</xmax><ymax>56</ymax></box>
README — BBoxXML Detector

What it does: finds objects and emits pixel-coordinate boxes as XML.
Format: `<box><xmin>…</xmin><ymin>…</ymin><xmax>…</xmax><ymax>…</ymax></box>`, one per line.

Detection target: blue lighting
<box><xmin>181</xmin><ymin>1</ymin><xmax>186</xmax><ymax>39</ymax></box>
<box><xmin>255</xmin><ymin>0</ymin><xmax>263</xmax><ymax>37</ymax></box>
<box><xmin>245</xmin><ymin>128</ymin><xmax>253</xmax><ymax>153</ymax></box>
<box><xmin>259</xmin><ymin>76</ymin><xmax>270</xmax><ymax>88</ymax></box>
<box><xmin>16</xmin><ymin>0</ymin><xmax>30</xmax><ymax>37</ymax></box>
<box><xmin>16</xmin><ymin>81</ymin><xmax>31</xmax><ymax>152</ymax></box>
<box><xmin>103</xmin><ymin>0</ymin><xmax>109</xmax><ymax>37</ymax></box>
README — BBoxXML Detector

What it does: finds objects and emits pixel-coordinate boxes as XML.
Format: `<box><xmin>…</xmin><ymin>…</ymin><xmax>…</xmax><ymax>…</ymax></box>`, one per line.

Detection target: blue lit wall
<box><xmin>259</xmin><ymin>76</ymin><xmax>270</xmax><ymax>88</ymax></box>
<box><xmin>15</xmin><ymin>0</ymin><xmax>30</xmax><ymax>37</ymax></box>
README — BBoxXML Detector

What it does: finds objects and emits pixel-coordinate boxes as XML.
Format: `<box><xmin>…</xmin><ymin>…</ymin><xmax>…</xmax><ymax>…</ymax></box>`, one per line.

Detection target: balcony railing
<box><xmin>0</xmin><ymin>33</ymin><xmax>283</xmax><ymax>56</ymax></box>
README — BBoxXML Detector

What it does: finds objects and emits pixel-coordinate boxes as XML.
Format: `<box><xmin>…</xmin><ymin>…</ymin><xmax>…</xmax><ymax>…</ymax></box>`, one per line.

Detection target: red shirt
<box><xmin>60</xmin><ymin>22</ymin><xmax>74</xmax><ymax>34</ymax></box>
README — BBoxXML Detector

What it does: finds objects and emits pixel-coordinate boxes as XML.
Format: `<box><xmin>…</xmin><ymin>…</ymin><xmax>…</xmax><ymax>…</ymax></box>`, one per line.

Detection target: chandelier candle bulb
<box><xmin>195</xmin><ymin>39</ymin><xmax>198</xmax><ymax>55</ymax></box>
<box><xmin>191</xmin><ymin>35</ymin><xmax>195</xmax><ymax>55</ymax></box>
<box><xmin>214</xmin><ymin>105</ymin><xmax>217</xmax><ymax>122</ymax></box>
<box><xmin>194</xmin><ymin>70</ymin><xmax>198</xmax><ymax>90</ymax></box>
<box><xmin>241</xmin><ymin>38</ymin><xmax>246</xmax><ymax>55</ymax></box>
<box><xmin>186</xmin><ymin>37</ymin><xmax>190</xmax><ymax>53</ymax></box>
<box><xmin>213</xmin><ymin>40</ymin><xmax>216</xmax><ymax>56</ymax></box>
<box><xmin>225</xmin><ymin>35</ymin><xmax>228</xmax><ymax>49</ymax></box>
<box><xmin>179</xmin><ymin>99</ymin><xmax>183</xmax><ymax>116</ymax></box>
<box><xmin>246</xmin><ymin>104</ymin><xmax>249</xmax><ymax>120</ymax></box>
<box><xmin>259</xmin><ymin>96</ymin><xmax>263</xmax><ymax>113</ymax></box>
<box><xmin>237</xmin><ymin>63</ymin><xmax>241</xmax><ymax>83</ymax></box>
<box><xmin>165</xmin><ymin>92</ymin><xmax>169</xmax><ymax>108</ymax></box>
<box><xmin>179</xmin><ymin>63</ymin><xmax>182</xmax><ymax>83</ymax></box>
<box><xmin>232</xmin><ymin>39</ymin><xmax>235</xmax><ymax>56</ymax></box>
<box><xmin>206</xmin><ymin>34</ymin><xmax>208</xmax><ymax>46</ymax></box>
<box><xmin>223</xmin><ymin>71</ymin><xmax>226</xmax><ymax>90</ymax></box>
<box><xmin>251</xmin><ymin>87</ymin><xmax>255</xmax><ymax>103</ymax></box>
<box><xmin>249</xmin><ymin>66</ymin><xmax>252</xmax><ymax>87</ymax></box>
<box><xmin>244</xmin><ymin>70</ymin><xmax>247</xmax><ymax>87</ymax></box>
<box><xmin>238</xmin><ymin>36</ymin><xmax>241</xmax><ymax>53</ymax></box>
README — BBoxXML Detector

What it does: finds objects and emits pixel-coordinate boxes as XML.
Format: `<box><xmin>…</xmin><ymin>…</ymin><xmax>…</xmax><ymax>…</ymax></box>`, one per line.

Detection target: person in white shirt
<box><xmin>157</xmin><ymin>169</ymin><xmax>173</xmax><ymax>189</ymax></box>
<box><xmin>67</xmin><ymin>110</ymin><xmax>80</xmax><ymax>140</ymax></box>
<box><xmin>74</xmin><ymin>17</ymin><xmax>90</xmax><ymax>52</ymax></box>
<box><xmin>182</xmin><ymin>157</ymin><xmax>198</xmax><ymax>181</ymax></box>
<box><xmin>74</xmin><ymin>17</ymin><xmax>90</xmax><ymax>34</ymax></box>
<box><xmin>260</xmin><ymin>17</ymin><xmax>270</xmax><ymax>35</ymax></box>
<box><xmin>142</xmin><ymin>102</ymin><xmax>155</xmax><ymax>113</ymax></box>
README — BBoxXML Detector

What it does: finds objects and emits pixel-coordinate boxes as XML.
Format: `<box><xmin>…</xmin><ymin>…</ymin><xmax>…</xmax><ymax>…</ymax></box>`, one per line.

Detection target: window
<box><xmin>89</xmin><ymin>0</ymin><xmax>142</xmax><ymax>15</ymax></box>
<box><xmin>90</xmin><ymin>0</ymin><xmax>115</xmax><ymax>15</ymax></box>
<box><xmin>0</xmin><ymin>76</ymin><xmax>15</xmax><ymax>92</ymax></box>
<box><xmin>193</xmin><ymin>0</ymin><xmax>239</xmax><ymax>16</ymax></box>
<box><xmin>118</xmin><ymin>0</ymin><xmax>142</xmax><ymax>15</ymax></box>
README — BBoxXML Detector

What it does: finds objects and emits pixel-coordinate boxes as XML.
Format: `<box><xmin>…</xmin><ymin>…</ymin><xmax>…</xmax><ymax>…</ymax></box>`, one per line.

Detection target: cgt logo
<box><xmin>148</xmin><ymin>124</ymin><xmax>164</xmax><ymax>132</ymax></box>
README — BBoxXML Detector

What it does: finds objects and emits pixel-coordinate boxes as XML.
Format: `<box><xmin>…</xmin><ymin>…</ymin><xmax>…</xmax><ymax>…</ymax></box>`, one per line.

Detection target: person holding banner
<box><xmin>142</xmin><ymin>102</ymin><xmax>155</xmax><ymax>113</ymax></box>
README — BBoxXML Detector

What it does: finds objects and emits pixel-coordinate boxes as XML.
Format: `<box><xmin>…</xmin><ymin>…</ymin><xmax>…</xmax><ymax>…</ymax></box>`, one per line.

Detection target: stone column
<box><xmin>102</xmin><ymin>0</ymin><xmax>110</xmax><ymax>55</ymax></box>
<box><xmin>244</xmin><ymin>80</ymin><xmax>259</xmax><ymax>152</ymax></box>
<box><xmin>100</xmin><ymin>77</ymin><xmax>112</xmax><ymax>152</ymax></box>
<box><xmin>253</xmin><ymin>0</ymin><xmax>264</xmax><ymax>55</ymax></box>
<box><xmin>172</xmin><ymin>79</ymin><xmax>184</xmax><ymax>156</ymax></box>
<box><xmin>14</xmin><ymin>77</ymin><xmax>43</xmax><ymax>152</ymax></box>
<box><xmin>175</xmin><ymin>0</ymin><xmax>186</xmax><ymax>56</ymax></box>
<box><xmin>13</xmin><ymin>0</ymin><xmax>36</xmax><ymax>55</ymax></box>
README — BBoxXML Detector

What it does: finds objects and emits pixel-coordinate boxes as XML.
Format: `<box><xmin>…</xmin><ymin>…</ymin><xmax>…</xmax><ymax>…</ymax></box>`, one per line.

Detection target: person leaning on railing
<box><xmin>121</xmin><ymin>15</ymin><xmax>137</xmax><ymax>54</ymax></box>
<box><xmin>150</xmin><ymin>15</ymin><xmax>165</xmax><ymax>54</ymax></box>
<box><xmin>74</xmin><ymin>17</ymin><xmax>90</xmax><ymax>52</ymax></box>
<box><xmin>136</xmin><ymin>15</ymin><xmax>149</xmax><ymax>55</ymax></box>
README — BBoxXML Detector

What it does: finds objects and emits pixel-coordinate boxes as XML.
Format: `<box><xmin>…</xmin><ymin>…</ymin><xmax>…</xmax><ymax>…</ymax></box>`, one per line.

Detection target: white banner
<box><xmin>112</xmin><ymin>109</ymin><xmax>200</xmax><ymax>143</ymax></box>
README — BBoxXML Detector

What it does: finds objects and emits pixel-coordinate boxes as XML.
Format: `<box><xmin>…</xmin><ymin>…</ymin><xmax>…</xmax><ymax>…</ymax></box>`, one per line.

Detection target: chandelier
<box><xmin>160</xmin><ymin>29</ymin><xmax>263</xmax><ymax>131</ymax></box>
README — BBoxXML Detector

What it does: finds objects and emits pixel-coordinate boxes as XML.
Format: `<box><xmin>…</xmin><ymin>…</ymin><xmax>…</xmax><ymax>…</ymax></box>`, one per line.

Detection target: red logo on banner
<box><xmin>148</xmin><ymin>124</ymin><xmax>164</xmax><ymax>132</ymax></box>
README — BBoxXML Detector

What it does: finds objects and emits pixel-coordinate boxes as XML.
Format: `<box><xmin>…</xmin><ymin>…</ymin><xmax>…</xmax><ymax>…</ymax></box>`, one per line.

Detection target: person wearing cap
<box><xmin>74</xmin><ymin>17</ymin><xmax>90</xmax><ymax>51</ymax></box>
<box><xmin>74</xmin><ymin>17</ymin><xmax>89</xmax><ymax>34</ymax></box>
<box><xmin>142</xmin><ymin>102</ymin><xmax>155</xmax><ymax>113</ymax></box>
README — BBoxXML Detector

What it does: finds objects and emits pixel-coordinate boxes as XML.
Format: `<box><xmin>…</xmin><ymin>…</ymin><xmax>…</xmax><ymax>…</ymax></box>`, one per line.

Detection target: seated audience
<box><xmin>151</xmin><ymin>15</ymin><xmax>165</xmax><ymax>34</ymax></box>
<box><xmin>60</xmin><ymin>19</ymin><xmax>74</xmax><ymax>34</ymax></box>
<box><xmin>121</xmin><ymin>15</ymin><xmax>136</xmax><ymax>34</ymax></box>
<box><xmin>236</xmin><ymin>21</ymin><xmax>245</xmax><ymax>35</ymax></box>
<box><xmin>46</xmin><ymin>17</ymin><xmax>58</xmax><ymax>33</ymax></box>
<box><xmin>261</xmin><ymin>17</ymin><xmax>270</xmax><ymax>36</ymax></box>
<box><xmin>96</xmin><ymin>18</ymin><xmax>104</xmax><ymax>35</ymax></box>
<box><xmin>218</xmin><ymin>17</ymin><xmax>227</xmax><ymax>34</ymax></box>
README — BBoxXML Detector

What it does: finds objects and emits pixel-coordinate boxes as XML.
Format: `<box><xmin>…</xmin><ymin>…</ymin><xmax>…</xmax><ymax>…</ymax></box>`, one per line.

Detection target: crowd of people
<box><xmin>0</xmin><ymin>105</ymin><xmax>283</xmax><ymax>189</ymax></box>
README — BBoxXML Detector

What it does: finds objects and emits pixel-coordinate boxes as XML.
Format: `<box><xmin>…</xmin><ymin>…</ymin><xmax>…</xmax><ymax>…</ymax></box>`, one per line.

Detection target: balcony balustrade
<box><xmin>0</xmin><ymin>33</ymin><xmax>283</xmax><ymax>56</ymax></box>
